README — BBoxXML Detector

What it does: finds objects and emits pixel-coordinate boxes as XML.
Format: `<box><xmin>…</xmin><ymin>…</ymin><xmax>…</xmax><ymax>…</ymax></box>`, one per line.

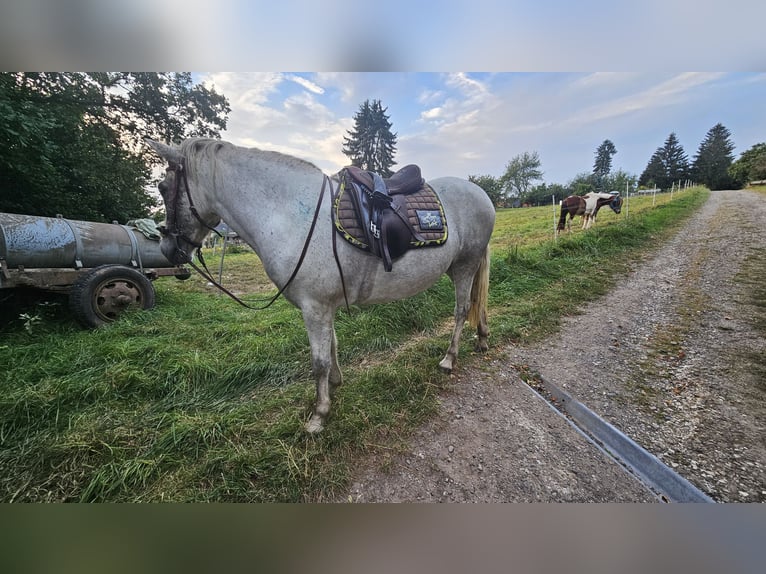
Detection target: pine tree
<box><xmin>639</xmin><ymin>151</ymin><xmax>665</xmax><ymax>189</ymax></box>
<box><xmin>692</xmin><ymin>123</ymin><xmax>736</xmax><ymax>190</ymax></box>
<box><xmin>341</xmin><ymin>99</ymin><xmax>397</xmax><ymax>177</ymax></box>
<box><xmin>661</xmin><ymin>132</ymin><xmax>691</xmax><ymax>185</ymax></box>
<box><xmin>593</xmin><ymin>139</ymin><xmax>617</xmax><ymax>189</ymax></box>
<box><xmin>639</xmin><ymin>132</ymin><xmax>690</xmax><ymax>190</ymax></box>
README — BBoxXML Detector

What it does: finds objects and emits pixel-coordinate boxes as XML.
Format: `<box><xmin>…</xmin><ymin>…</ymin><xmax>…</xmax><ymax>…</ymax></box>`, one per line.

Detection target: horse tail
<box><xmin>467</xmin><ymin>245</ymin><xmax>490</xmax><ymax>329</ymax></box>
<box><xmin>557</xmin><ymin>198</ymin><xmax>569</xmax><ymax>231</ymax></box>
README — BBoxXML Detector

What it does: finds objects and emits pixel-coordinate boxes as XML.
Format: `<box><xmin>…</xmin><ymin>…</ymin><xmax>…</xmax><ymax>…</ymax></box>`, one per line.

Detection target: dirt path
<box><xmin>339</xmin><ymin>190</ymin><xmax>766</xmax><ymax>502</ymax></box>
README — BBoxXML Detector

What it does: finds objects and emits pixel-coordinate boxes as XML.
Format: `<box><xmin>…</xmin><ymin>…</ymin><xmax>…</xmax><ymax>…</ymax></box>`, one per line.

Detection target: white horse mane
<box><xmin>179</xmin><ymin>138</ymin><xmax>321</xmax><ymax>175</ymax></box>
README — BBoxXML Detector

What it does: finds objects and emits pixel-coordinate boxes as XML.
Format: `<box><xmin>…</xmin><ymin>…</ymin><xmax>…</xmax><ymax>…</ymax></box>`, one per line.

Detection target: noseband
<box><xmin>158</xmin><ymin>160</ymin><xmax>221</xmax><ymax>263</ymax></box>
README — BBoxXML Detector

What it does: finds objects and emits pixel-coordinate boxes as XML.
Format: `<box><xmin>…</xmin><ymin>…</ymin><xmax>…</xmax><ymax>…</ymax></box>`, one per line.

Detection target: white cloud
<box><xmin>194</xmin><ymin>71</ymin><xmax>762</xmax><ymax>188</ymax></box>
<box><xmin>286</xmin><ymin>74</ymin><xmax>324</xmax><ymax>94</ymax></box>
<box><xmin>564</xmin><ymin>73</ymin><xmax>726</xmax><ymax>127</ymax></box>
<box><xmin>421</xmin><ymin>107</ymin><xmax>443</xmax><ymax>121</ymax></box>
<box><xmin>418</xmin><ymin>88</ymin><xmax>444</xmax><ymax>104</ymax></box>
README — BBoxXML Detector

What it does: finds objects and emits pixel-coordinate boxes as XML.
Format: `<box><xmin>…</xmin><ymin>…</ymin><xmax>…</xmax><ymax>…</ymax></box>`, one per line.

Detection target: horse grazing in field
<box><xmin>557</xmin><ymin>192</ymin><xmax>622</xmax><ymax>234</ymax></box>
<box><xmin>146</xmin><ymin>138</ymin><xmax>495</xmax><ymax>433</ymax></box>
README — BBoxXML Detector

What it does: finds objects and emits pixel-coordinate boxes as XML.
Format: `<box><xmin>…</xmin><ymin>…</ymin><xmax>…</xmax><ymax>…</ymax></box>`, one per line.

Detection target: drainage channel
<box><xmin>519</xmin><ymin>371</ymin><xmax>714</xmax><ymax>503</ymax></box>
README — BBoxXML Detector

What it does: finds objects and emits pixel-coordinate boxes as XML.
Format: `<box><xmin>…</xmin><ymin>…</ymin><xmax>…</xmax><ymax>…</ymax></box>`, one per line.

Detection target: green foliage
<box><xmin>468</xmin><ymin>174</ymin><xmax>503</xmax><ymax>207</ymax></box>
<box><xmin>567</xmin><ymin>171</ymin><xmax>597</xmax><ymax>196</ymax></box>
<box><xmin>639</xmin><ymin>132</ymin><xmax>690</xmax><ymax>190</ymax></box>
<box><xmin>0</xmin><ymin>73</ymin><xmax>230</xmax><ymax>222</ymax></box>
<box><xmin>692</xmin><ymin>123</ymin><xmax>736</xmax><ymax>190</ymax></box>
<box><xmin>523</xmin><ymin>182</ymin><xmax>568</xmax><ymax>206</ymax></box>
<box><xmin>341</xmin><ymin>99</ymin><xmax>397</xmax><ymax>177</ymax></box>
<box><xmin>593</xmin><ymin>139</ymin><xmax>617</xmax><ymax>186</ymax></box>
<box><xmin>729</xmin><ymin>142</ymin><xmax>766</xmax><ymax>186</ymax></box>
<box><xmin>499</xmin><ymin>151</ymin><xmax>543</xmax><ymax>204</ymax></box>
<box><xmin>603</xmin><ymin>169</ymin><xmax>637</xmax><ymax>195</ymax></box>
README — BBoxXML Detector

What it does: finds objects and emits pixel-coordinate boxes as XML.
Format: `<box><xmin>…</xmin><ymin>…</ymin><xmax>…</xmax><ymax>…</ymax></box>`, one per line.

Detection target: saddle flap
<box><xmin>344</xmin><ymin>166</ymin><xmax>374</xmax><ymax>190</ymax></box>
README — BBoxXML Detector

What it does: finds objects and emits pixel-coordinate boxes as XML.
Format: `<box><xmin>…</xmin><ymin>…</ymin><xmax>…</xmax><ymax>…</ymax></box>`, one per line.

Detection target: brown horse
<box><xmin>557</xmin><ymin>192</ymin><xmax>622</xmax><ymax>234</ymax></box>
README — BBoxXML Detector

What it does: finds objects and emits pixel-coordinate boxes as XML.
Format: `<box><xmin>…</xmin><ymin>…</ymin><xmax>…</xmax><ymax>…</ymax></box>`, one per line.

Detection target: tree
<box><xmin>468</xmin><ymin>174</ymin><xmax>502</xmax><ymax>207</ymax></box>
<box><xmin>729</xmin><ymin>142</ymin><xmax>766</xmax><ymax>186</ymax></box>
<box><xmin>499</xmin><ymin>151</ymin><xmax>543</xmax><ymax>204</ymax></box>
<box><xmin>593</xmin><ymin>139</ymin><xmax>617</xmax><ymax>188</ymax></box>
<box><xmin>341</xmin><ymin>99</ymin><xmax>397</xmax><ymax>177</ymax></box>
<box><xmin>0</xmin><ymin>73</ymin><xmax>230</xmax><ymax>221</ymax></box>
<box><xmin>639</xmin><ymin>133</ymin><xmax>690</xmax><ymax>190</ymax></box>
<box><xmin>568</xmin><ymin>172</ymin><xmax>597</xmax><ymax>196</ymax></box>
<box><xmin>524</xmin><ymin>182</ymin><xmax>567</xmax><ymax>206</ymax></box>
<box><xmin>692</xmin><ymin>123</ymin><xmax>736</xmax><ymax>190</ymax></box>
<box><xmin>639</xmin><ymin>151</ymin><xmax>665</xmax><ymax>189</ymax></box>
<box><xmin>603</xmin><ymin>169</ymin><xmax>638</xmax><ymax>195</ymax></box>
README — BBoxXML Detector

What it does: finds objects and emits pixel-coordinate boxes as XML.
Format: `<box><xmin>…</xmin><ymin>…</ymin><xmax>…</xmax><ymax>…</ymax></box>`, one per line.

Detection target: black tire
<box><xmin>69</xmin><ymin>264</ymin><xmax>156</xmax><ymax>328</ymax></box>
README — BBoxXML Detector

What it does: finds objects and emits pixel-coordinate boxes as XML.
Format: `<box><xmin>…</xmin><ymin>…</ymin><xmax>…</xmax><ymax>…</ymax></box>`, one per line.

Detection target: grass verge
<box><xmin>0</xmin><ymin>188</ymin><xmax>708</xmax><ymax>501</ymax></box>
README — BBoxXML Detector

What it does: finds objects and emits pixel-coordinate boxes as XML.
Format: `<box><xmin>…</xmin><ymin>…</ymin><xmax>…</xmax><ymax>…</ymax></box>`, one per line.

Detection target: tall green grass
<box><xmin>0</xmin><ymin>188</ymin><xmax>709</xmax><ymax>501</ymax></box>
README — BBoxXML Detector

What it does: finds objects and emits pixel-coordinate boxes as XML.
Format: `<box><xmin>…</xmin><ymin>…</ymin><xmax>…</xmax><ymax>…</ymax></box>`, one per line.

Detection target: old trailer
<box><xmin>0</xmin><ymin>212</ymin><xmax>190</xmax><ymax>328</ymax></box>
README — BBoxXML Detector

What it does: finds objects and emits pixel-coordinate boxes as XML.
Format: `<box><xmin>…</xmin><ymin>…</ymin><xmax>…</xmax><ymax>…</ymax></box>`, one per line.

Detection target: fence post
<box><xmin>552</xmin><ymin>194</ymin><xmax>557</xmax><ymax>240</ymax></box>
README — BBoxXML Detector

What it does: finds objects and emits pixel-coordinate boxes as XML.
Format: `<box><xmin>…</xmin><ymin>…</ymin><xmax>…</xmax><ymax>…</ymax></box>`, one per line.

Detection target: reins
<box><xmin>165</xmin><ymin>161</ymin><xmax>347</xmax><ymax>311</ymax></box>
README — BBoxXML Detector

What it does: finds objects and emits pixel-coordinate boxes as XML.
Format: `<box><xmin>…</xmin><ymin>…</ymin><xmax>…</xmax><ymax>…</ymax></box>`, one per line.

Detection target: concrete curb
<box><xmin>531</xmin><ymin>374</ymin><xmax>715</xmax><ymax>503</ymax></box>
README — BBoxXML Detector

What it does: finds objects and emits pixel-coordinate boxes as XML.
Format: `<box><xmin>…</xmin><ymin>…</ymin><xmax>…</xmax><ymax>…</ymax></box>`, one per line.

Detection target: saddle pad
<box><xmin>333</xmin><ymin>181</ymin><xmax>448</xmax><ymax>251</ymax></box>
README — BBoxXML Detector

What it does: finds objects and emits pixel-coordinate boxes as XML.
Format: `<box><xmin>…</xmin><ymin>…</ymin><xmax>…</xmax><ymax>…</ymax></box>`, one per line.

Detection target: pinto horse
<box><xmin>557</xmin><ymin>192</ymin><xmax>622</xmax><ymax>234</ymax></box>
<box><xmin>146</xmin><ymin>138</ymin><xmax>495</xmax><ymax>433</ymax></box>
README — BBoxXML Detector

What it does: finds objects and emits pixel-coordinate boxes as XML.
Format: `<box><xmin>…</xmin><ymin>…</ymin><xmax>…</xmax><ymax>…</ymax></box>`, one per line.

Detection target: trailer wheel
<box><xmin>69</xmin><ymin>265</ymin><xmax>156</xmax><ymax>328</ymax></box>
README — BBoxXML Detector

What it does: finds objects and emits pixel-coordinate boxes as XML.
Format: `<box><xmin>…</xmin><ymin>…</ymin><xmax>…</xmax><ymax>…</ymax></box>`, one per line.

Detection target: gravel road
<box><xmin>340</xmin><ymin>189</ymin><xmax>766</xmax><ymax>502</ymax></box>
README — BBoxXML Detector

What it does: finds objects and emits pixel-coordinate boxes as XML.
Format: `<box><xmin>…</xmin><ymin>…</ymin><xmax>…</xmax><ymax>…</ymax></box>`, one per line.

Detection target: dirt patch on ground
<box><xmin>339</xmin><ymin>190</ymin><xmax>766</xmax><ymax>502</ymax></box>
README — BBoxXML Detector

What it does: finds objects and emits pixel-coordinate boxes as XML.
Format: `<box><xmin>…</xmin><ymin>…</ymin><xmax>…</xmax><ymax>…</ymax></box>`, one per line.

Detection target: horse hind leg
<box><xmin>467</xmin><ymin>247</ymin><xmax>490</xmax><ymax>353</ymax></box>
<box><xmin>438</xmin><ymin>282</ymin><xmax>470</xmax><ymax>373</ymax></box>
<box><xmin>440</xmin><ymin>247</ymin><xmax>490</xmax><ymax>372</ymax></box>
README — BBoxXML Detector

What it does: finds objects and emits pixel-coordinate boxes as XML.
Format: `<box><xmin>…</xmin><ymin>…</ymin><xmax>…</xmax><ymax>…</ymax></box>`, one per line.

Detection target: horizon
<box><xmin>197</xmin><ymin>72</ymin><xmax>765</xmax><ymax>186</ymax></box>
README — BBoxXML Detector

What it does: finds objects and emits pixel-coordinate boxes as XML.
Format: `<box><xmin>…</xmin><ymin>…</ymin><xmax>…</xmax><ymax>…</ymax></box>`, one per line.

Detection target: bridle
<box><xmin>158</xmin><ymin>157</ymin><xmax>345</xmax><ymax>311</ymax></box>
<box><xmin>157</xmin><ymin>159</ymin><xmax>220</xmax><ymax>262</ymax></box>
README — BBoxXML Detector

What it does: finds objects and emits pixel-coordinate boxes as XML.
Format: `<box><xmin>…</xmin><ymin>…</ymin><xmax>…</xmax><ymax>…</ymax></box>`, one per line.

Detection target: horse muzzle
<box><xmin>158</xmin><ymin>225</ymin><xmax>195</xmax><ymax>265</ymax></box>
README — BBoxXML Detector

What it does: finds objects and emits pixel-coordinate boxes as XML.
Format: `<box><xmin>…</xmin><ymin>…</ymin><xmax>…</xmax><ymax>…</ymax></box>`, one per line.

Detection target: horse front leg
<box><xmin>302</xmin><ymin>305</ymin><xmax>339</xmax><ymax>433</ymax></box>
<box><xmin>439</xmin><ymin>268</ymin><xmax>474</xmax><ymax>373</ymax></box>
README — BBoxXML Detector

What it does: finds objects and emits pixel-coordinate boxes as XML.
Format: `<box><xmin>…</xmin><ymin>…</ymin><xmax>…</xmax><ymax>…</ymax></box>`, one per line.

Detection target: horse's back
<box><xmin>427</xmin><ymin>177</ymin><xmax>495</xmax><ymax>249</ymax></box>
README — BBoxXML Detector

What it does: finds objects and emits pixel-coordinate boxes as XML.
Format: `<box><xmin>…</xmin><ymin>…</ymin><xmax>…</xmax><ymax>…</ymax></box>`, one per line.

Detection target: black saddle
<box><xmin>344</xmin><ymin>164</ymin><xmax>425</xmax><ymax>196</ymax></box>
<box><xmin>335</xmin><ymin>165</ymin><xmax>446</xmax><ymax>272</ymax></box>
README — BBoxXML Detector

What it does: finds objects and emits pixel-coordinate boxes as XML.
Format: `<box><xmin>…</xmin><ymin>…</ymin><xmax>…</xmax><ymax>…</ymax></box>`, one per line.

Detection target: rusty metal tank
<box><xmin>0</xmin><ymin>212</ymin><xmax>171</xmax><ymax>270</ymax></box>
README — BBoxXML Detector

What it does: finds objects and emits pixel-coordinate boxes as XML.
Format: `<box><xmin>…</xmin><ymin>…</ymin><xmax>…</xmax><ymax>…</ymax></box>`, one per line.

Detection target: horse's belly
<box><xmin>352</xmin><ymin>250</ymin><xmax>451</xmax><ymax>305</ymax></box>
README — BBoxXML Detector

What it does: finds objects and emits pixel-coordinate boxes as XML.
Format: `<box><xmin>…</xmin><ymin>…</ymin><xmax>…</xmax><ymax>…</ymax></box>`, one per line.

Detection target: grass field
<box><xmin>0</xmin><ymin>187</ymin><xmax>709</xmax><ymax>501</ymax></box>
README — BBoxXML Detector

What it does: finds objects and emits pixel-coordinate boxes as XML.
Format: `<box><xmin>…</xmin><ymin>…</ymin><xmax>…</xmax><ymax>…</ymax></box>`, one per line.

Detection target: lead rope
<box><xmin>188</xmin><ymin>174</ymin><xmax>333</xmax><ymax>311</ymax></box>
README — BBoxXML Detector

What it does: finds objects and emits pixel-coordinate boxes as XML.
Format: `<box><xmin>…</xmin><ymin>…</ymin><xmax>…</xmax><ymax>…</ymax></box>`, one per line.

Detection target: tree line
<box><xmin>3</xmin><ymin>85</ymin><xmax>765</xmax><ymax>221</ymax></box>
<box><xmin>0</xmin><ymin>73</ymin><xmax>230</xmax><ymax>222</ymax></box>
<box><xmin>340</xmin><ymin>99</ymin><xmax>766</xmax><ymax>208</ymax></box>
<box><xmin>468</xmin><ymin>125</ymin><xmax>766</xmax><ymax>208</ymax></box>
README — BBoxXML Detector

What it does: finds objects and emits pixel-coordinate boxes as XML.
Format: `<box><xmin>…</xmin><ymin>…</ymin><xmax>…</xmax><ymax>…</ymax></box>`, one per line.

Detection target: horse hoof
<box><xmin>438</xmin><ymin>358</ymin><xmax>453</xmax><ymax>373</ymax></box>
<box><xmin>475</xmin><ymin>341</ymin><xmax>489</xmax><ymax>353</ymax></box>
<box><xmin>305</xmin><ymin>416</ymin><xmax>324</xmax><ymax>434</ymax></box>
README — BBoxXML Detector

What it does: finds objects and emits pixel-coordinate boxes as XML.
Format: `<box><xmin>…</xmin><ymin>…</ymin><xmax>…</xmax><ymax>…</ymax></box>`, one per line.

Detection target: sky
<box><xmin>3</xmin><ymin>1</ymin><xmax>763</xmax><ymax>188</ymax></box>
<box><xmin>197</xmin><ymin>72</ymin><xmax>766</xmax><ymax>186</ymax></box>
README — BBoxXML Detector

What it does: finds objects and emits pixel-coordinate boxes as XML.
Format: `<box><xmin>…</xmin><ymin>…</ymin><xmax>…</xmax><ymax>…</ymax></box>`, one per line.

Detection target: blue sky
<box><xmin>198</xmin><ymin>72</ymin><xmax>766</xmax><ymax>186</ymax></box>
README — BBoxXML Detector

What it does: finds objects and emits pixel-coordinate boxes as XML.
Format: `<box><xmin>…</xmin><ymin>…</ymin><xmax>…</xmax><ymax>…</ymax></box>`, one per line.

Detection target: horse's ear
<box><xmin>145</xmin><ymin>138</ymin><xmax>184</xmax><ymax>165</ymax></box>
